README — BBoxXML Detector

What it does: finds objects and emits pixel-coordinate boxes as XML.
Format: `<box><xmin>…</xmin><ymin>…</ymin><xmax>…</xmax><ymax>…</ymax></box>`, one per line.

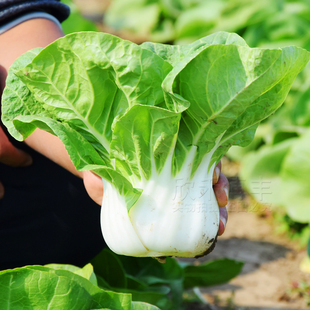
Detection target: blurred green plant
<box><xmin>61</xmin><ymin>0</ymin><xmax>99</xmax><ymax>34</ymax></box>
<box><xmin>103</xmin><ymin>0</ymin><xmax>310</xmax><ymax>45</ymax></box>
<box><xmin>274</xmin><ymin>213</ymin><xmax>310</xmax><ymax>246</ymax></box>
<box><xmin>287</xmin><ymin>280</ymin><xmax>310</xmax><ymax>306</ymax></box>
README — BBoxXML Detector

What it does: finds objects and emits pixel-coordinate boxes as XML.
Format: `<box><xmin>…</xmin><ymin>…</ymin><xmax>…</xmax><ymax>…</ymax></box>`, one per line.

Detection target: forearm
<box><xmin>24</xmin><ymin>128</ymin><xmax>83</xmax><ymax>178</ymax></box>
<box><xmin>0</xmin><ymin>18</ymin><xmax>83</xmax><ymax>178</ymax></box>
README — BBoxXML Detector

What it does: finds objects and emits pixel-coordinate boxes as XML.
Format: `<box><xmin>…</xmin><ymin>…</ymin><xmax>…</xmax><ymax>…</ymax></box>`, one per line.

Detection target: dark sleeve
<box><xmin>0</xmin><ymin>0</ymin><xmax>70</xmax><ymax>25</ymax></box>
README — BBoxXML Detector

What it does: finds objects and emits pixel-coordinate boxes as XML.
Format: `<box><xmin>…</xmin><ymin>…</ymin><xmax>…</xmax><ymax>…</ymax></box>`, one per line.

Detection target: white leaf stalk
<box><xmin>100</xmin><ymin>142</ymin><xmax>220</xmax><ymax>258</ymax></box>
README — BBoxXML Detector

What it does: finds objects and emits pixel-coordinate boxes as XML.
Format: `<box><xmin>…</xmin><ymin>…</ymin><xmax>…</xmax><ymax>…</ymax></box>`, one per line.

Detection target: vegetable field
<box><xmin>2</xmin><ymin>0</ymin><xmax>310</xmax><ymax>309</ymax></box>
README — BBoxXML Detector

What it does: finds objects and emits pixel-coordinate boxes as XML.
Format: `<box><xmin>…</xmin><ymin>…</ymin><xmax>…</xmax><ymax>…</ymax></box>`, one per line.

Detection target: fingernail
<box><xmin>215</xmin><ymin>166</ymin><xmax>220</xmax><ymax>182</ymax></box>
<box><xmin>224</xmin><ymin>187</ymin><xmax>229</xmax><ymax>200</ymax></box>
<box><xmin>220</xmin><ymin>214</ymin><xmax>227</xmax><ymax>229</ymax></box>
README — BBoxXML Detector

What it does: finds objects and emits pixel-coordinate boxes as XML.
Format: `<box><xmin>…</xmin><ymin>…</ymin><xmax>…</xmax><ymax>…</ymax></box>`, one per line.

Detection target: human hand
<box><xmin>82</xmin><ymin>170</ymin><xmax>104</xmax><ymax>205</ymax></box>
<box><xmin>0</xmin><ymin>126</ymin><xmax>32</xmax><ymax>198</ymax></box>
<box><xmin>213</xmin><ymin>161</ymin><xmax>229</xmax><ymax>236</ymax></box>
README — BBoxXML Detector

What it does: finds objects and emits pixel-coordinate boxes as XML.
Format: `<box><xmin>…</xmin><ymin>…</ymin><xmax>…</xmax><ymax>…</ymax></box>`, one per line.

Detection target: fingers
<box><xmin>0</xmin><ymin>127</ymin><xmax>32</xmax><ymax>167</ymax></box>
<box><xmin>213</xmin><ymin>172</ymin><xmax>229</xmax><ymax>207</ymax></box>
<box><xmin>218</xmin><ymin>205</ymin><xmax>228</xmax><ymax>236</ymax></box>
<box><xmin>82</xmin><ymin>170</ymin><xmax>103</xmax><ymax>205</ymax></box>
<box><xmin>212</xmin><ymin>161</ymin><xmax>222</xmax><ymax>185</ymax></box>
<box><xmin>213</xmin><ymin>162</ymin><xmax>229</xmax><ymax>236</ymax></box>
<box><xmin>214</xmin><ymin>172</ymin><xmax>229</xmax><ymax>236</ymax></box>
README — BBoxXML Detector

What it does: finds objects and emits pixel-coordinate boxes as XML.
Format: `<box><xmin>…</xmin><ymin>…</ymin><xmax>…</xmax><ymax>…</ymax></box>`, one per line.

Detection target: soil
<box><xmin>200</xmin><ymin>211</ymin><xmax>310</xmax><ymax>310</ymax></box>
<box><xmin>185</xmin><ymin>157</ymin><xmax>310</xmax><ymax>310</ymax></box>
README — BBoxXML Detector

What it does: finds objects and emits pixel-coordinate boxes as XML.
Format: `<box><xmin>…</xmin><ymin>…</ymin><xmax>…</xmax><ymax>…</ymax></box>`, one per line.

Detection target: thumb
<box><xmin>82</xmin><ymin>170</ymin><xmax>103</xmax><ymax>205</ymax></box>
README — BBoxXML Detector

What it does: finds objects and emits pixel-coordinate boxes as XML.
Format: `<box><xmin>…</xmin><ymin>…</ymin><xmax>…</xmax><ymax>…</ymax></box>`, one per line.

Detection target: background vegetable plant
<box><xmin>102</xmin><ymin>0</ymin><xmax>310</xmax><ymax>45</ymax></box>
<box><xmin>61</xmin><ymin>0</ymin><xmax>99</xmax><ymax>34</ymax></box>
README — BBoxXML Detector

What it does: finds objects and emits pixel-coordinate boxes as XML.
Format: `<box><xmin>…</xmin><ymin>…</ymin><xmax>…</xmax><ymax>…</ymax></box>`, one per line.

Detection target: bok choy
<box><xmin>2</xmin><ymin>31</ymin><xmax>309</xmax><ymax>258</ymax></box>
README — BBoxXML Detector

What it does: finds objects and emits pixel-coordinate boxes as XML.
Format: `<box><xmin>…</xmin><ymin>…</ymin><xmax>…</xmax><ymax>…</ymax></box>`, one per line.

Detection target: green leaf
<box><xmin>142</xmin><ymin>31</ymin><xmax>247</xmax><ymax>67</ymax></box>
<box><xmin>240</xmin><ymin>137</ymin><xmax>297</xmax><ymax>206</ymax></box>
<box><xmin>182</xmin><ymin>258</ymin><xmax>244</xmax><ymax>289</ymax></box>
<box><xmin>211</xmin><ymin>45</ymin><xmax>310</xmax><ymax>166</ymax></box>
<box><xmin>1</xmin><ymin>48</ymin><xmax>43</xmax><ymax>140</ymax></box>
<box><xmin>45</xmin><ymin>263</ymin><xmax>98</xmax><ymax>286</ymax></box>
<box><xmin>115</xmin><ymin>256</ymin><xmax>184</xmax><ymax>286</ymax></box>
<box><xmin>239</xmin><ymin>125</ymin><xmax>310</xmax><ymax>224</ymax></box>
<box><xmin>174</xmin><ymin>2</ymin><xmax>223</xmax><ymax>40</ymax></box>
<box><xmin>61</xmin><ymin>0</ymin><xmax>99</xmax><ymax>34</ymax></box>
<box><xmin>290</xmin><ymin>85</ymin><xmax>310</xmax><ymax>126</ymax></box>
<box><xmin>279</xmin><ymin>129</ymin><xmax>310</xmax><ymax>222</ymax></box>
<box><xmin>95</xmin><ymin>274</ymin><xmax>113</xmax><ymax>290</ymax></box>
<box><xmin>13</xmin><ymin>32</ymin><xmax>172</xmax><ymax>145</ymax></box>
<box><xmin>91</xmin><ymin>249</ymin><xmax>181</xmax><ymax>309</ymax></box>
<box><xmin>215</xmin><ymin>0</ymin><xmax>276</xmax><ymax>34</ymax></box>
<box><xmin>111</xmin><ymin>104</ymin><xmax>181</xmax><ymax>181</ymax></box>
<box><xmin>131</xmin><ymin>301</ymin><xmax>160</xmax><ymax>310</ymax></box>
<box><xmin>161</xmin><ymin>40</ymin><xmax>308</xmax><ymax>173</ymax></box>
<box><xmin>0</xmin><ymin>266</ymin><xmax>132</xmax><ymax>310</ymax></box>
<box><xmin>120</xmin><ymin>256</ymin><xmax>184</xmax><ymax>309</ymax></box>
<box><xmin>104</xmin><ymin>0</ymin><xmax>160</xmax><ymax>37</ymax></box>
<box><xmin>126</xmin><ymin>287</ymin><xmax>171</xmax><ymax>310</ymax></box>
<box><xmin>91</xmin><ymin>248</ymin><xmax>127</xmax><ymax>289</ymax></box>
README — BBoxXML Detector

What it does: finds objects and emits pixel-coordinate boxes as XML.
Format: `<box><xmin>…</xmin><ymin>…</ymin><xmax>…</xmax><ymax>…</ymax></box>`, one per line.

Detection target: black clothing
<box><xmin>0</xmin><ymin>0</ymin><xmax>70</xmax><ymax>25</ymax></box>
<box><xmin>0</xmin><ymin>133</ymin><xmax>106</xmax><ymax>270</ymax></box>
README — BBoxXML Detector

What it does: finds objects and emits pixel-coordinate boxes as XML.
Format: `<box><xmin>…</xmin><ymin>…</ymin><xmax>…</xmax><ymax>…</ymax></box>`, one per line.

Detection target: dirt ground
<box><xmin>186</xmin><ymin>158</ymin><xmax>310</xmax><ymax>310</ymax></box>
<box><xmin>202</xmin><ymin>209</ymin><xmax>310</xmax><ymax>309</ymax></box>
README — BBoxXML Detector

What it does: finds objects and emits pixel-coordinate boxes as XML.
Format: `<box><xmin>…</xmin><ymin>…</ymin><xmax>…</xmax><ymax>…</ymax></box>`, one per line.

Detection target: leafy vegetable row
<box><xmin>103</xmin><ymin>0</ymin><xmax>310</xmax><ymax>46</ymax></box>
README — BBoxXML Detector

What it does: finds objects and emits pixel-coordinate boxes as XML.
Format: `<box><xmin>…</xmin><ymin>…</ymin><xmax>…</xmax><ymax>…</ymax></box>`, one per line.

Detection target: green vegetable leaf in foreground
<box><xmin>0</xmin><ymin>265</ymin><xmax>159</xmax><ymax>310</ymax></box>
<box><xmin>2</xmin><ymin>31</ymin><xmax>309</xmax><ymax>258</ymax></box>
<box><xmin>0</xmin><ymin>252</ymin><xmax>242</xmax><ymax>310</ymax></box>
